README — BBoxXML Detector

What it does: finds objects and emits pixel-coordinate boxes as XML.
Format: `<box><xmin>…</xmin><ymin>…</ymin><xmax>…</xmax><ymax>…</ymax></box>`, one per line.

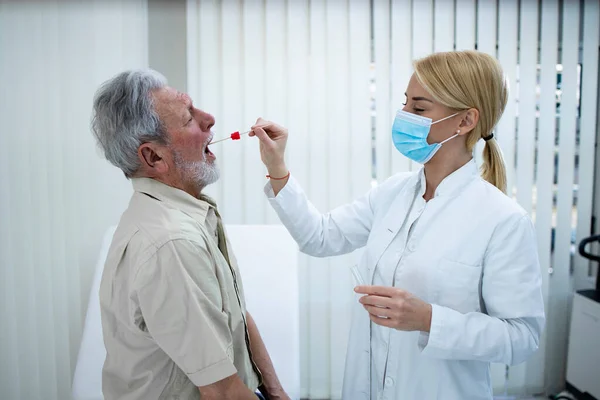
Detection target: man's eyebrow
<box><xmin>176</xmin><ymin>92</ymin><xmax>192</xmax><ymax>105</ymax></box>
<box><xmin>404</xmin><ymin>92</ymin><xmax>434</xmax><ymax>103</ymax></box>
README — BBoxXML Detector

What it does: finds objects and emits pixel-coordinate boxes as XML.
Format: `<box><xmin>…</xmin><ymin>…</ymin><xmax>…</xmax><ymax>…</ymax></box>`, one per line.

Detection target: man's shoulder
<box><xmin>112</xmin><ymin>192</ymin><xmax>210</xmax><ymax>263</ymax></box>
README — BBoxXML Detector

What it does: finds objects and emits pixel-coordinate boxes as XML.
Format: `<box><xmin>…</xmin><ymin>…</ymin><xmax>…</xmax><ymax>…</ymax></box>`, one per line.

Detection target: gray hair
<box><xmin>91</xmin><ymin>69</ymin><xmax>168</xmax><ymax>178</ymax></box>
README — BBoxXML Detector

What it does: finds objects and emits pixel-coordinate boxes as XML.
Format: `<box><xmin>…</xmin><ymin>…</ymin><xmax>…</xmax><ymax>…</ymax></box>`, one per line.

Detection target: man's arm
<box><xmin>246</xmin><ymin>312</ymin><xmax>290</xmax><ymax>400</ymax></box>
<box><xmin>198</xmin><ymin>374</ymin><xmax>259</xmax><ymax>400</ymax></box>
<box><xmin>135</xmin><ymin>239</ymin><xmax>261</xmax><ymax>397</ymax></box>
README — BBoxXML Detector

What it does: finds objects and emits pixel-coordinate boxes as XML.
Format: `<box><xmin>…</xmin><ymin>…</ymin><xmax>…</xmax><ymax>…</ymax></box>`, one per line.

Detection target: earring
<box><xmin>456</xmin><ymin>129</ymin><xmax>461</xmax><ymax>134</ymax></box>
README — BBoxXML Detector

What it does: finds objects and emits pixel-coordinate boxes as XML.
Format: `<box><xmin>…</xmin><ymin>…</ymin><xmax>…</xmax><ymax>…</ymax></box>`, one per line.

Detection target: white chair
<box><xmin>72</xmin><ymin>225</ymin><xmax>300</xmax><ymax>400</ymax></box>
<box><xmin>71</xmin><ymin>226</ymin><xmax>116</xmax><ymax>400</ymax></box>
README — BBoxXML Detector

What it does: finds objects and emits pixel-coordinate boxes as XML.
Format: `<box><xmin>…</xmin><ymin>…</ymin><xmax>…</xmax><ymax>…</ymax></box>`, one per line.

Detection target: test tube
<box><xmin>350</xmin><ymin>264</ymin><xmax>365</xmax><ymax>286</ymax></box>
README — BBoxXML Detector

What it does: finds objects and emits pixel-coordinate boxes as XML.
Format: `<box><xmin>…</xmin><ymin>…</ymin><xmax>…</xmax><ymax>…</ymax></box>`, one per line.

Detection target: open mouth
<box><xmin>204</xmin><ymin>143</ymin><xmax>215</xmax><ymax>158</ymax></box>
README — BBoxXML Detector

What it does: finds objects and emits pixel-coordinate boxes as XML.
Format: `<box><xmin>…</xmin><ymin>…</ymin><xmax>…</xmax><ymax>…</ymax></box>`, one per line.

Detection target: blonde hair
<box><xmin>413</xmin><ymin>51</ymin><xmax>508</xmax><ymax>193</ymax></box>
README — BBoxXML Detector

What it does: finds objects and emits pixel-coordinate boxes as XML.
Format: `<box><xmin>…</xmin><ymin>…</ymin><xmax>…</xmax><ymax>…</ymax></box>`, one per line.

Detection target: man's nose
<box><xmin>195</xmin><ymin>109</ymin><xmax>215</xmax><ymax>131</ymax></box>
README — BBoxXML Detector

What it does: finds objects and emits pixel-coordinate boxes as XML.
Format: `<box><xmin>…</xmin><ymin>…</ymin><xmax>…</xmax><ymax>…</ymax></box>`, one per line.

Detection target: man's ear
<box><xmin>138</xmin><ymin>143</ymin><xmax>169</xmax><ymax>175</ymax></box>
<box><xmin>458</xmin><ymin>108</ymin><xmax>479</xmax><ymax>135</ymax></box>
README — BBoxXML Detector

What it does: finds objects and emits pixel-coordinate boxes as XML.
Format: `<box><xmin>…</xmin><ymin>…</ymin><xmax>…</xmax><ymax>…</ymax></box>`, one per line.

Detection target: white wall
<box><xmin>0</xmin><ymin>1</ymin><xmax>148</xmax><ymax>399</ymax></box>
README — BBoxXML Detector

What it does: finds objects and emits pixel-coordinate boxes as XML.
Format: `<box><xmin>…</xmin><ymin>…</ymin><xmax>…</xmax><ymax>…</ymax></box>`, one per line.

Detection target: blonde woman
<box><xmin>250</xmin><ymin>51</ymin><xmax>545</xmax><ymax>399</ymax></box>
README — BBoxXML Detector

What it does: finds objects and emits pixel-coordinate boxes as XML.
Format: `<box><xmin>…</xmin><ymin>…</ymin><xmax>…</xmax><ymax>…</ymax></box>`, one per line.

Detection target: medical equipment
<box><xmin>561</xmin><ymin>235</ymin><xmax>600</xmax><ymax>400</ymax></box>
<box><xmin>350</xmin><ymin>264</ymin><xmax>365</xmax><ymax>286</ymax></box>
<box><xmin>210</xmin><ymin>130</ymin><xmax>251</xmax><ymax>145</ymax></box>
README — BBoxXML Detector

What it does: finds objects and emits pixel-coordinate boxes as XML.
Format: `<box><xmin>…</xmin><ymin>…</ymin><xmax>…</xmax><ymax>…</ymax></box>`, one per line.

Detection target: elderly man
<box><xmin>92</xmin><ymin>69</ymin><xmax>288</xmax><ymax>400</ymax></box>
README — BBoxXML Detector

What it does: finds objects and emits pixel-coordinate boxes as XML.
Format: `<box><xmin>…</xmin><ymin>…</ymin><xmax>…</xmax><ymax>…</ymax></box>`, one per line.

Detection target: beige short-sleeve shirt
<box><xmin>99</xmin><ymin>178</ymin><xmax>260</xmax><ymax>400</ymax></box>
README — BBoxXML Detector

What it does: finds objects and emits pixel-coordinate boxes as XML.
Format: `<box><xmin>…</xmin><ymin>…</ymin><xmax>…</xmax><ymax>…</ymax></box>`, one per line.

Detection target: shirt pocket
<box><xmin>433</xmin><ymin>258</ymin><xmax>482</xmax><ymax>314</ymax></box>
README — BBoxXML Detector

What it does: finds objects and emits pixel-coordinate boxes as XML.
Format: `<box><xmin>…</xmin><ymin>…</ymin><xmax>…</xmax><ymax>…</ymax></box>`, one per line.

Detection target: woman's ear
<box><xmin>458</xmin><ymin>108</ymin><xmax>479</xmax><ymax>135</ymax></box>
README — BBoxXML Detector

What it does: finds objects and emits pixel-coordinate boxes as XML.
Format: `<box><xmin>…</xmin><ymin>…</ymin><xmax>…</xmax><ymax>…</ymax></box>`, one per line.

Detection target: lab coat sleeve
<box><xmin>264</xmin><ymin>175</ymin><xmax>377</xmax><ymax>257</ymax></box>
<box><xmin>419</xmin><ymin>214</ymin><xmax>545</xmax><ymax>365</ymax></box>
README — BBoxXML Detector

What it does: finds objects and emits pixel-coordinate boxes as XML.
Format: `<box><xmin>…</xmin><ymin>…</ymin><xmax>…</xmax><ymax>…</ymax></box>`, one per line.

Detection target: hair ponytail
<box><xmin>481</xmin><ymin>137</ymin><xmax>507</xmax><ymax>193</ymax></box>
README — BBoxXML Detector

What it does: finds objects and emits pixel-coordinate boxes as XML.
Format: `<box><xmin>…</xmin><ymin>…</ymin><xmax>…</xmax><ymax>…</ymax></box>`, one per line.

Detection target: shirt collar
<box><xmin>131</xmin><ymin>177</ymin><xmax>213</xmax><ymax>222</ymax></box>
<box><xmin>417</xmin><ymin>159</ymin><xmax>479</xmax><ymax>198</ymax></box>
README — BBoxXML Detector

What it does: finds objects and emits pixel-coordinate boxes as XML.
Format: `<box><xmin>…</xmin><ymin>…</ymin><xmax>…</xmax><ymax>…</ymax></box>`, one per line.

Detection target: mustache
<box><xmin>204</xmin><ymin>133</ymin><xmax>214</xmax><ymax>148</ymax></box>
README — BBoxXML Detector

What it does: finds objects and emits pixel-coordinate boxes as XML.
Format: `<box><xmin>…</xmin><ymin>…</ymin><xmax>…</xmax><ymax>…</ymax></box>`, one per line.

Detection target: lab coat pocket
<box><xmin>434</xmin><ymin>259</ymin><xmax>482</xmax><ymax>314</ymax></box>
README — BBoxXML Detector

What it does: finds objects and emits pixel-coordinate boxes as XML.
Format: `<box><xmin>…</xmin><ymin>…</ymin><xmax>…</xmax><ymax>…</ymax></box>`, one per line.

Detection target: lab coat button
<box><xmin>385</xmin><ymin>377</ymin><xmax>394</xmax><ymax>387</ymax></box>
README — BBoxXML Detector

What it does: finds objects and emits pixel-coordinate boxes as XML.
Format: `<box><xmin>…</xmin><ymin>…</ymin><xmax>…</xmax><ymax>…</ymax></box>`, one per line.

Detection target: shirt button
<box><xmin>385</xmin><ymin>377</ymin><xmax>394</xmax><ymax>387</ymax></box>
<box><xmin>408</xmin><ymin>242</ymin><xmax>416</xmax><ymax>251</ymax></box>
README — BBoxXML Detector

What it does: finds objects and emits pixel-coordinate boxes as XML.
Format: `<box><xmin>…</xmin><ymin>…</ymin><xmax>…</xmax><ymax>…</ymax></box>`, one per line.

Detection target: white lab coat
<box><xmin>265</xmin><ymin>160</ymin><xmax>545</xmax><ymax>400</ymax></box>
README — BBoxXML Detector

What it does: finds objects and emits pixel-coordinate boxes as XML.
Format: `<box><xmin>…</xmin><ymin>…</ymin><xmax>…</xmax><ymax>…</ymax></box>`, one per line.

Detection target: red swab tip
<box><xmin>231</xmin><ymin>131</ymin><xmax>241</xmax><ymax>140</ymax></box>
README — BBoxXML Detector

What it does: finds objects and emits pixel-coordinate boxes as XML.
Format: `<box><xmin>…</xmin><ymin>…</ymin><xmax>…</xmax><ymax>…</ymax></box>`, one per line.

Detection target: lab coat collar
<box><xmin>419</xmin><ymin>159</ymin><xmax>479</xmax><ymax>198</ymax></box>
<box><xmin>131</xmin><ymin>177</ymin><xmax>212</xmax><ymax>222</ymax></box>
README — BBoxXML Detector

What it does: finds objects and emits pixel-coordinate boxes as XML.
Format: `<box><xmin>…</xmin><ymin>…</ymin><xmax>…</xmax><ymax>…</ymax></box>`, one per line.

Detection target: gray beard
<box><xmin>173</xmin><ymin>151</ymin><xmax>220</xmax><ymax>191</ymax></box>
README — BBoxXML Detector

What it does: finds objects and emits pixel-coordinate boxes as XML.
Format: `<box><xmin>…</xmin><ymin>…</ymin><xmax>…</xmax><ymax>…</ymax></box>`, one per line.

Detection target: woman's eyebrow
<box><xmin>404</xmin><ymin>92</ymin><xmax>434</xmax><ymax>103</ymax></box>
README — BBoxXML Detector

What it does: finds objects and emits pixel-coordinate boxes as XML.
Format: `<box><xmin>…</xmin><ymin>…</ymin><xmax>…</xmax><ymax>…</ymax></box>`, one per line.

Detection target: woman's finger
<box><xmin>368</xmin><ymin>313</ymin><xmax>396</xmax><ymax>328</ymax></box>
<box><xmin>255</xmin><ymin>125</ymin><xmax>283</xmax><ymax>140</ymax></box>
<box><xmin>354</xmin><ymin>285</ymin><xmax>400</xmax><ymax>298</ymax></box>
<box><xmin>252</xmin><ymin>126</ymin><xmax>274</xmax><ymax>145</ymax></box>
<box><xmin>363</xmin><ymin>304</ymin><xmax>393</xmax><ymax>319</ymax></box>
<box><xmin>251</xmin><ymin>118</ymin><xmax>274</xmax><ymax>131</ymax></box>
<box><xmin>359</xmin><ymin>295</ymin><xmax>394</xmax><ymax>308</ymax></box>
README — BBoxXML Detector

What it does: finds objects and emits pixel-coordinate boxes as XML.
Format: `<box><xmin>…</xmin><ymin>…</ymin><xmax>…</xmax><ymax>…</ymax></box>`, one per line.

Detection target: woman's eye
<box><xmin>413</xmin><ymin>108</ymin><xmax>425</xmax><ymax>113</ymax></box>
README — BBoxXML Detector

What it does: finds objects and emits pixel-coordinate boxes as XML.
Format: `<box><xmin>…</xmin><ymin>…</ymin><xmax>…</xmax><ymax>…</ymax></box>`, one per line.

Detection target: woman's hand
<box><xmin>354</xmin><ymin>286</ymin><xmax>432</xmax><ymax>332</ymax></box>
<box><xmin>249</xmin><ymin>117</ymin><xmax>288</xmax><ymax>177</ymax></box>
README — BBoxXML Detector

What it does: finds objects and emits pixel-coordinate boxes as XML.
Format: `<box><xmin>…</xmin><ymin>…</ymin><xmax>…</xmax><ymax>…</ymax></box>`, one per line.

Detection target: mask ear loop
<box><xmin>431</xmin><ymin>111</ymin><xmax>460</xmax><ymax>125</ymax></box>
<box><xmin>432</xmin><ymin>112</ymin><xmax>462</xmax><ymax>145</ymax></box>
<box><xmin>439</xmin><ymin>132</ymin><xmax>459</xmax><ymax>145</ymax></box>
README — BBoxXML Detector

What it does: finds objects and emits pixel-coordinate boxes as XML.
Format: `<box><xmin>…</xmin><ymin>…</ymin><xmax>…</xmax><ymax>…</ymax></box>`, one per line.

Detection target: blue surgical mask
<box><xmin>392</xmin><ymin>110</ymin><xmax>460</xmax><ymax>164</ymax></box>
